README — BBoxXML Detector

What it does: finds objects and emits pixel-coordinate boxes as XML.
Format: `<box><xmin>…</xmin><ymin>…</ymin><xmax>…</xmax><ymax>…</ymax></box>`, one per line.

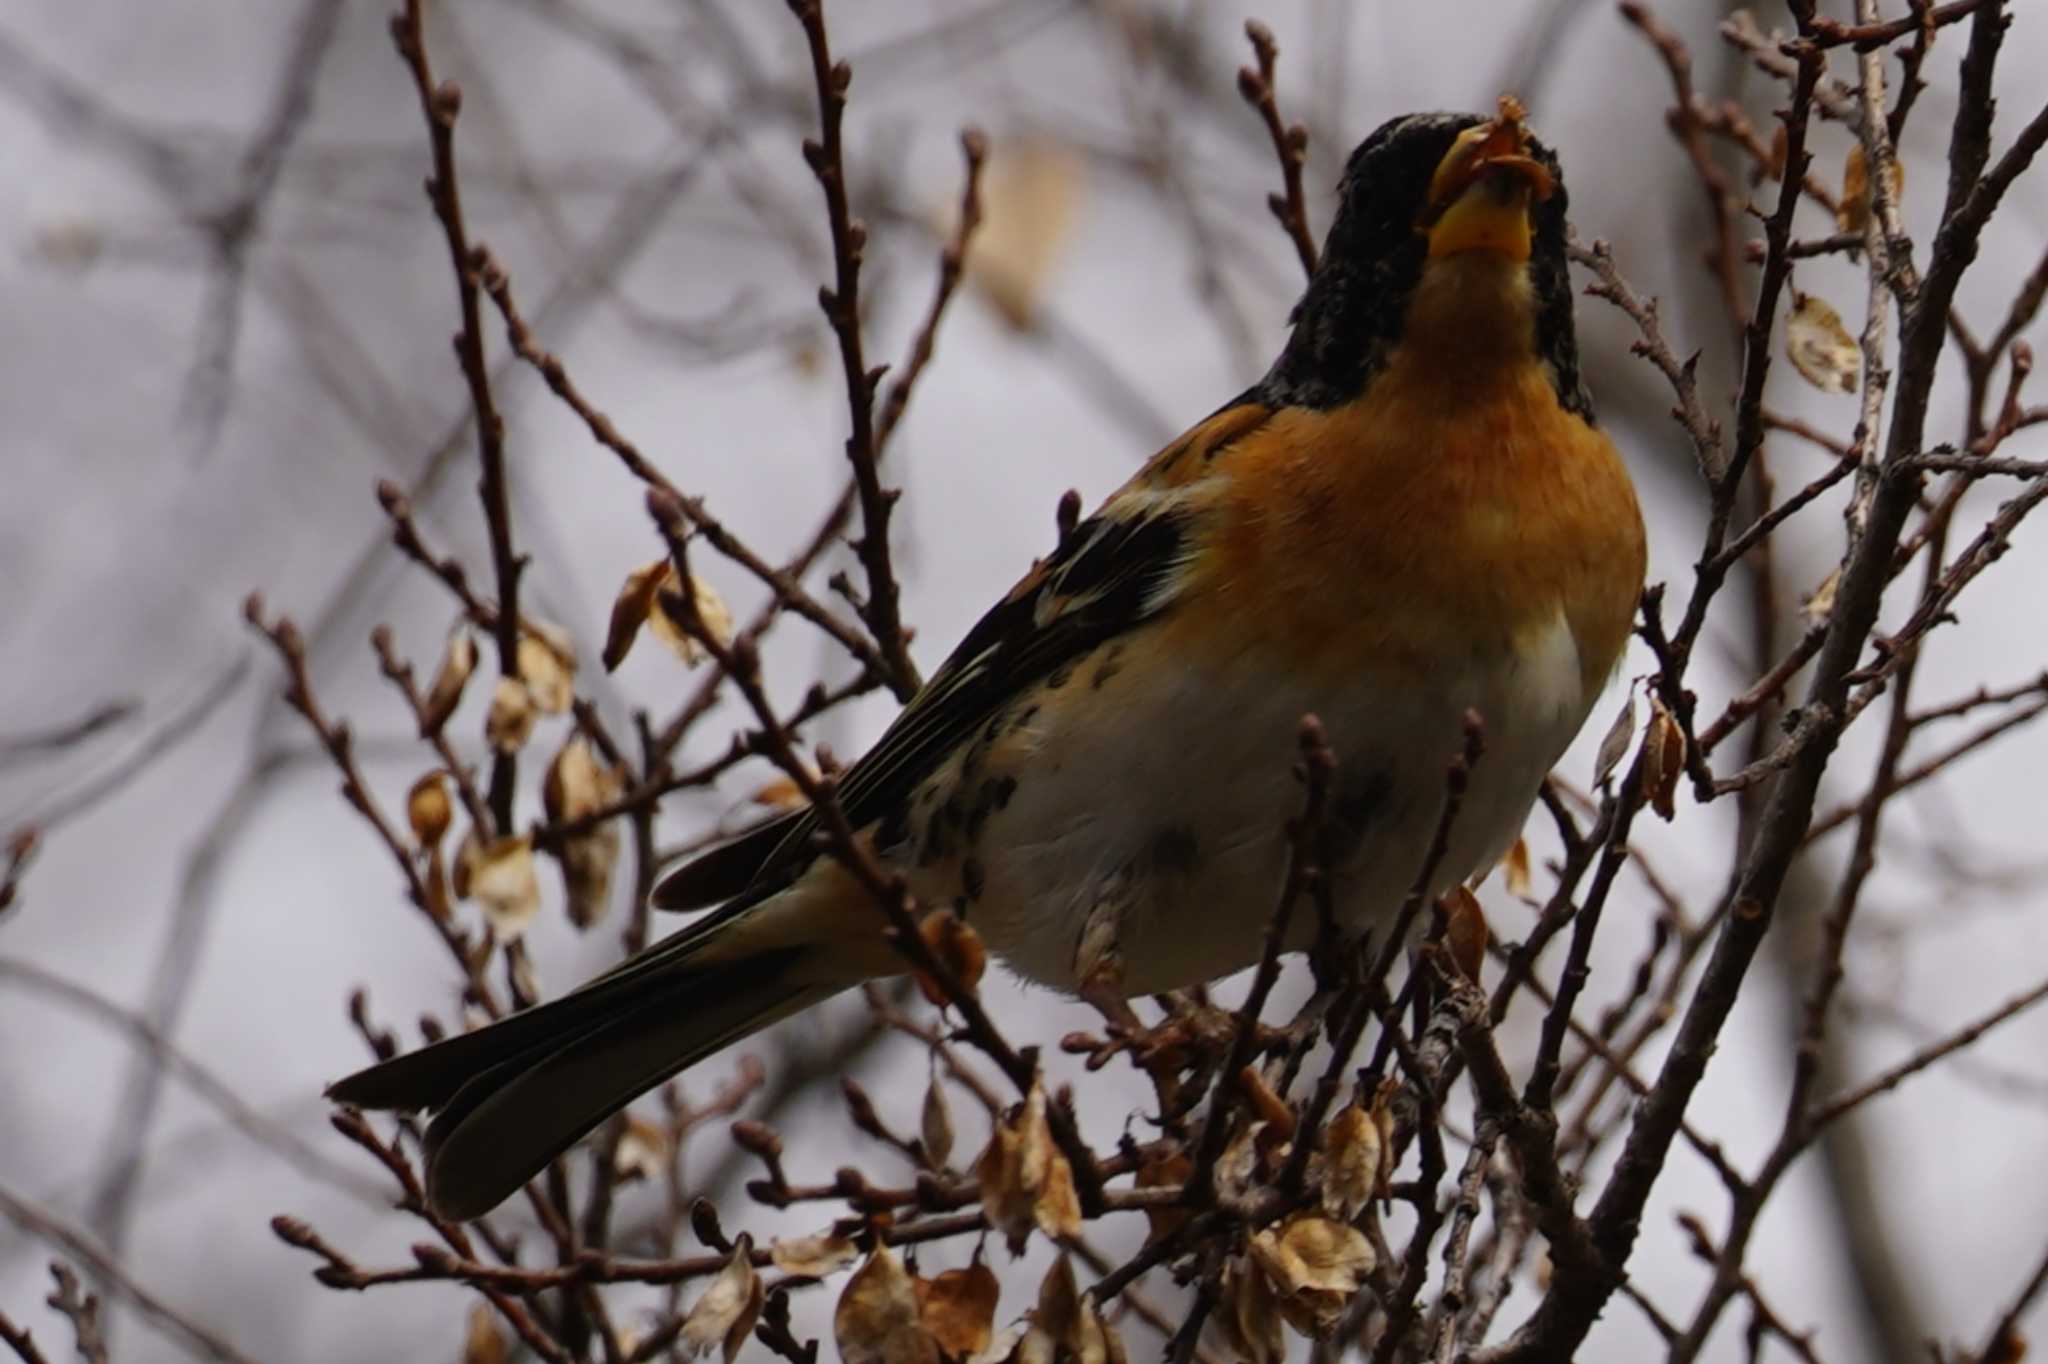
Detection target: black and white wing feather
<box><xmin>653</xmin><ymin>489</ymin><xmax>1204</xmax><ymax>909</ymax></box>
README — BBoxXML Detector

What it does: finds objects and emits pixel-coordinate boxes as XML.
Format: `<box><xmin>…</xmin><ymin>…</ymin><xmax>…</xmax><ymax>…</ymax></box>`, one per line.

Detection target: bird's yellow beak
<box><xmin>1420</xmin><ymin>96</ymin><xmax>1555</xmax><ymax>262</ymax></box>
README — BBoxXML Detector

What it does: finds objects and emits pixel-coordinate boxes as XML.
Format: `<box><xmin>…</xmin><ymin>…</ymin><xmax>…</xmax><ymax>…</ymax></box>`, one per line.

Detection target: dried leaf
<box><xmin>1010</xmin><ymin>1323</ymin><xmax>1055</xmax><ymax>1364</ymax></box>
<box><xmin>1032</xmin><ymin>1144</ymin><xmax>1083</xmax><ymax>1249</ymax></box>
<box><xmin>1594</xmin><ymin>691</ymin><xmax>1636</xmax><ymax>787</ymax></box>
<box><xmin>422</xmin><ymin>626</ymin><xmax>478</xmax><ymax>734</ymax></box>
<box><xmin>770</xmin><ymin>1231</ymin><xmax>860</xmax><ymax>1279</ymax></box>
<box><xmin>557</xmin><ymin>826</ymin><xmax>621</xmax><ymax>929</ymax></box>
<box><xmin>469</xmin><ymin>835</ymin><xmax>540</xmax><ymax>940</ymax></box>
<box><xmin>1090</xmin><ymin>1307</ymin><xmax>1128</xmax><ymax>1364</ymax></box>
<box><xmin>1441</xmin><ymin>885</ymin><xmax>1488</xmax><ymax>982</ymax></box>
<box><xmin>958</xmin><ymin>139</ymin><xmax>1083</xmax><ymax>329</ymax></box>
<box><xmin>652</xmin><ymin>567</ymin><xmax>734</xmax><ymax>666</ymax></box>
<box><xmin>1136</xmin><ymin>1149</ymin><xmax>1193</xmax><ymax>1242</ymax></box>
<box><xmin>1322</xmin><ymin>1102</ymin><xmax>1382</xmax><ymax>1221</ymax></box>
<box><xmin>1369</xmin><ymin>1077</ymin><xmax>1399</xmax><ymax>1194</ymax></box>
<box><xmin>613</xmin><ymin>1113</ymin><xmax>669</xmax><ymax>1185</ymax></box>
<box><xmin>1786</xmin><ymin>292</ymin><xmax>1859</xmax><ymax>395</ymax></box>
<box><xmin>1802</xmin><ymin>565</ymin><xmax>1842</xmax><ymax>625</ymax></box>
<box><xmin>916</xmin><ymin>1263</ymin><xmax>999</xmax><ymax>1361</ymax></box>
<box><xmin>1502</xmin><ymin>835</ymin><xmax>1532</xmax><ymax>899</ymax></box>
<box><xmin>543</xmin><ymin>735</ymin><xmax>607</xmax><ymax>825</ymax></box>
<box><xmin>463</xmin><ymin>1301</ymin><xmax>509</xmax><ymax>1364</ymax></box>
<box><xmin>681</xmin><ymin>1235</ymin><xmax>764</xmax><ymax>1364</ymax></box>
<box><xmin>510</xmin><ymin>945</ymin><xmax>541</xmax><ymax>1004</ymax></box>
<box><xmin>407</xmin><ymin>771</ymin><xmax>452</xmax><ymax>847</ymax></box>
<box><xmin>603</xmin><ymin>560</ymin><xmax>666</xmax><ymax>672</ymax></box>
<box><xmin>835</xmin><ymin>1244</ymin><xmax>938</xmax><ymax>1364</ymax></box>
<box><xmin>1021</xmin><ymin>1257</ymin><xmax>1121</xmax><ymax>1364</ymax></box>
<box><xmin>1837</xmin><ymin>140</ymin><xmax>1904</xmax><ymax>235</ymax></box>
<box><xmin>517</xmin><ymin>630</ymin><xmax>576</xmax><ymax>715</ymax></box>
<box><xmin>1249</xmin><ymin>1215</ymin><xmax>1375</xmax><ymax>1334</ymax></box>
<box><xmin>607</xmin><ymin>558</ymin><xmax>735</xmax><ymax>668</ymax></box>
<box><xmin>921</xmin><ymin>1071</ymin><xmax>956</xmax><ymax>1168</ymax></box>
<box><xmin>915</xmin><ymin>909</ymin><xmax>989</xmax><ymax>1006</ymax></box>
<box><xmin>1038</xmin><ymin>1255</ymin><xmax>1084</xmax><ymax>1343</ymax></box>
<box><xmin>451</xmin><ymin>824</ymin><xmax>482</xmax><ymax>901</ymax></box>
<box><xmin>975</xmin><ymin>1081</ymin><xmax>1082</xmax><ymax>1253</ymax></box>
<box><xmin>1642</xmin><ymin>696</ymin><xmax>1687</xmax><ymax>822</ymax></box>
<box><xmin>680</xmin><ymin>576</ymin><xmax>734</xmax><ymax>654</ymax></box>
<box><xmin>485</xmin><ymin>677</ymin><xmax>537</xmax><ymax>753</ymax></box>
<box><xmin>541</xmin><ymin>736</ymin><xmax>625</xmax><ymax>928</ymax></box>
<box><xmin>1217</xmin><ymin>1256</ymin><xmax>1285</xmax><ymax>1364</ymax></box>
<box><xmin>1212</xmin><ymin>1119</ymin><xmax>1268</xmax><ymax>1202</ymax></box>
<box><xmin>424</xmin><ymin>843</ymin><xmax>452</xmax><ymax>923</ymax></box>
<box><xmin>527</xmin><ymin>618</ymin><xmax>576</xmax><ymax>665</ymax></box>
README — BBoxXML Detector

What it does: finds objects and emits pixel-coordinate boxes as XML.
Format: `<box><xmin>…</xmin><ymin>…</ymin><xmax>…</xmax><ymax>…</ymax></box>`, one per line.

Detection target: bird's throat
<box><xmin>1400</xmin><ymin>252</ymin><xmax>1540</xmax><ymax>388</ymax></box>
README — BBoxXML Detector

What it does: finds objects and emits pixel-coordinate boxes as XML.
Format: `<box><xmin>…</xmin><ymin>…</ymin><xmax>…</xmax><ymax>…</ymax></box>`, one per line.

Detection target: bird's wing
<box><xmin>654</xmin><ymin>401</ymin><xmax>1273</xmax><ymax>909</ymax></box>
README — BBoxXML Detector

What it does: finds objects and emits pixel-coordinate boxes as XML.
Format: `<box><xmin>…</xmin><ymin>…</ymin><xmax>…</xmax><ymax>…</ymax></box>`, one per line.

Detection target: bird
<box><xmin>329</xmin><ymin>99</ymin><xmax>1646</xmax><ymax>1221</ymax></box>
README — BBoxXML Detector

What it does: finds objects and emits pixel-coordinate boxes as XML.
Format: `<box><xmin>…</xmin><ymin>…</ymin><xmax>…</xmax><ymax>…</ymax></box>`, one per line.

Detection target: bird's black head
<box><xmin>1258</xmin><ymin>102</ymin><xmax>1589</xmax><ymax>420</ymax></box>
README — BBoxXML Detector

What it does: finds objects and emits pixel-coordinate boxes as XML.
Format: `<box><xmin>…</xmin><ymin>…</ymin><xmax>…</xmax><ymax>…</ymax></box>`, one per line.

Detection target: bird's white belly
<box><xmin>939</xmin><ymin>611</ymin><xmax>1589</xmax><ymax>995</ymax></box>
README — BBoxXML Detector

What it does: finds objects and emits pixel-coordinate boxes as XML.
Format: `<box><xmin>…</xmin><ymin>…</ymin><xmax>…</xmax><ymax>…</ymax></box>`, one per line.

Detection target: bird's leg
<box><xmin>1067</xmin><ymin>897</ymin><xmax>1151</xmax><ymax>1072</ymax></box>
<box><xmin>1074</xmin><ymin>895</ymin><xmax>1142</xmax><ymax>1027</ymax></box>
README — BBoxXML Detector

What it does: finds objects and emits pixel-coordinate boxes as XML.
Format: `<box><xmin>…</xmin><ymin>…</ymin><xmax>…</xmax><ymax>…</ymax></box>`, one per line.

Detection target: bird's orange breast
<box><xmin>1181</xmin><ymin>349</ymin><xmax>1644</xmax><ymax>700</ymax></box>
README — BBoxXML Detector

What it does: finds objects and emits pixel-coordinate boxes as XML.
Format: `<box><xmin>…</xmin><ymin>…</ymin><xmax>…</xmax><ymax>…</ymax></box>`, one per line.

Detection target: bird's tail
<box><xmin>327</xmin><ymin>891</ymin><xmax>840</xmax><ymax>1221</ymax></box>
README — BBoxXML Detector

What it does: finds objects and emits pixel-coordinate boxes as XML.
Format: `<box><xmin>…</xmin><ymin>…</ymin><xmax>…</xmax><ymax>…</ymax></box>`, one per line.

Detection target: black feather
<box><xmin>652</xmin><ymin>495</ymin><xmax>1203</xmax><ymax>908</ymax></box>
<box><xmin>1258</xmin><ymin>111</ymin><xmax>1588</xmax><ymax>419</ymax></box>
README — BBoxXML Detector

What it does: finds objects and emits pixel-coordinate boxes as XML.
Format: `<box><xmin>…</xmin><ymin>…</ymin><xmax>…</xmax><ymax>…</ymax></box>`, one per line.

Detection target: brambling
<box><xmin>333</xmin><ymin>102</ymin><xmax>1646</xmax><ymax>1219</ymax></box>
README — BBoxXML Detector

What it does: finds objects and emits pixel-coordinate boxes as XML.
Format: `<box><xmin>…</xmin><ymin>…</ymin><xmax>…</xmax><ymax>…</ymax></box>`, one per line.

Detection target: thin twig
<box><xmin>391</xmin><ymin>0</ymin><xmax>525</xmax><ymax>830</ymax></box>
<box><xmin>1236</xmin><ymin>21</ymin><xmax>1318</xmax><ymax>278</ymax></box>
